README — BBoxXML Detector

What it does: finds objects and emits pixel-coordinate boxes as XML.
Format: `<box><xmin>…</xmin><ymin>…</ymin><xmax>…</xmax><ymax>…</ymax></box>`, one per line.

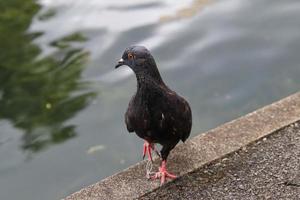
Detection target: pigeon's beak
<box><xmin>115</xmin><ymin>58</ymin><xmax>125</xmax><ymax>69</ymax></box>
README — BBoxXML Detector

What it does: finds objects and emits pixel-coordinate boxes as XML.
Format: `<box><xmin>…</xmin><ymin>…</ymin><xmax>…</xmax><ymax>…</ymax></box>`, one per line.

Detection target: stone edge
<box><xmin>65</xmin><ymin>92</ymin><xmax>300</xmax><ymax>200</ymax></box>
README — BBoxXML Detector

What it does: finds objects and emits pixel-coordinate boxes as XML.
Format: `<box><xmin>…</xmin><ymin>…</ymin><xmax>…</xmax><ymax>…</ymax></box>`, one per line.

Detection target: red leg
<box><xmin>142</xmin><ymin>141</ymin><xmax>161</xmax><ymax>161</ymax></box>
<box><xmin>151</xmin><ymin>160</ymin><xmax>177</xmax><ymax>185</ymax></box>
<box><xmin>142</xmin><ymin>141</ymin><xmax>153</xmax><ymax>161</ymax></box>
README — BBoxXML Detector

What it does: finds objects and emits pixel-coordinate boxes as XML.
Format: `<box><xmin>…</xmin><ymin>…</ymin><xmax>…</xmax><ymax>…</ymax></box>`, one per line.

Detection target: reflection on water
<box><xmin>0</xmin><ymin>0</ymin><xmax>95</xmax><ymax>153</ymax></box>
<box><xmin>1</xmin><ymin>0</ymin><xmax>300</xmax><ymax>200</ymax></box>
<box><xmin>160</xmin><ymin>0</ymin><xmax>211</xmax><ymax>22</ymax></box>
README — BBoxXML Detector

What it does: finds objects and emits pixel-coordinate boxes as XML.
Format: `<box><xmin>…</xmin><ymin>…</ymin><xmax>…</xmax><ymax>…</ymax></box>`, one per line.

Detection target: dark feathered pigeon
<box><xmin>115</xmin><ymin>46</ymin><xmax>192</xmax><ymax>185</ymax></box>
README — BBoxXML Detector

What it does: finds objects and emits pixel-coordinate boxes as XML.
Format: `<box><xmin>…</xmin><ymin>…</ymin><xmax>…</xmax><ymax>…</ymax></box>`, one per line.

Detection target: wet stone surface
<box><xmin>140</xmin><ymin>122</ymin><xmax>300</xmax><ymax>200</ymax></box>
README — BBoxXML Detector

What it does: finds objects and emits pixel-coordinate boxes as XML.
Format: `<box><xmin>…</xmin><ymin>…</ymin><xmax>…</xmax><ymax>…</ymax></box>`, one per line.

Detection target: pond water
<box><xmin>0</xmin><ymin>0</ymin><xmax>300</xmax><ymax>199</ymax></box>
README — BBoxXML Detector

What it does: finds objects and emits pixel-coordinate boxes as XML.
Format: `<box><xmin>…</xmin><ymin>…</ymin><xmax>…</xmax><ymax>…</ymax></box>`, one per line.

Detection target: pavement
<box><xmin>64</xmin><ymin>92</ymin><xmax>300</xmax><ymax>200</ymax></box>
<box><xmin>140</xmin><ymin>121</ymin><xmax>300</xmax><ymax>200</ymax></box>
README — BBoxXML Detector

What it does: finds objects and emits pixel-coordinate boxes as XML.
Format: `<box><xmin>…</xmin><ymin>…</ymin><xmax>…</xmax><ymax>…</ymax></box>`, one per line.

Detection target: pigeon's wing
<box><xmin>159</xmin><ymin>91</ymin><xmax>192</xmax><ymax>142</ymax></box>
<box><xmin>177</xmin><ymin>98</ymin><xmax>192</xmax><ymax>142</ymax></box>
<box><xmin>125</xmin><ymin>95</ymin><xmax>135</xmax><ymax>133</ymax></box>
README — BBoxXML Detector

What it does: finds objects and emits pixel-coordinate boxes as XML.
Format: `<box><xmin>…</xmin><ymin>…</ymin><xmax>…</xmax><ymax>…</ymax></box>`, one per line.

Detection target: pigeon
<box><xmin>115</xmin><ymin>46</ymin><xmax>192</xmax><ymax>185</ymax></box>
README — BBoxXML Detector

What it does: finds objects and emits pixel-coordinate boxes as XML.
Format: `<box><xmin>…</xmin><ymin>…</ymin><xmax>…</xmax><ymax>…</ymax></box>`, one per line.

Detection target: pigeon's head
<box><xmin>115</xmin><ymin>46</ymin><xmax>155</xmax><ymax>72</ymax></box>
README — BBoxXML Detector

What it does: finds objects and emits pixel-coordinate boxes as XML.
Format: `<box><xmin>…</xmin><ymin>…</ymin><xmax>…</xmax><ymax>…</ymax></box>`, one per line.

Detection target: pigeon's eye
<box><xmin>128</xmin><ymin>53</ymin><xmax>134</xmax><ymax>60</ymax></box>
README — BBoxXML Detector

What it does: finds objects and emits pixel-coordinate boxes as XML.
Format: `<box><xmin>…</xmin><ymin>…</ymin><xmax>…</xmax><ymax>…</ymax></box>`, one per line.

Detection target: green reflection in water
<box><xmin>0</xmin><ymin>0</ymin><xmax>96</xmax><ymax>153</ymax></box>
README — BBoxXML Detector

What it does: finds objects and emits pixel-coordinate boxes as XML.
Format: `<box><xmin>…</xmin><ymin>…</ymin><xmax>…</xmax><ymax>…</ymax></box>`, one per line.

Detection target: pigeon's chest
<box><xmin>127</xmin><ymin>95</ymin><xmax>149</xmax><ymax>129</ymax></box>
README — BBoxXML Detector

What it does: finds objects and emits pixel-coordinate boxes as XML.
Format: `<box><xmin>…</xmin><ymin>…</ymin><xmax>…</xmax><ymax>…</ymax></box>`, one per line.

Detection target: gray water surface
<box><xmin>0</xmin><ymin>0</ymin><xmax>300</xmax><ymax>199</ymax></box>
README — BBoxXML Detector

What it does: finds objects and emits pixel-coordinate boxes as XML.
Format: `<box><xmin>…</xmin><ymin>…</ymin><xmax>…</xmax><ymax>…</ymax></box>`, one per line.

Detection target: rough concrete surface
<box><xmin>141</xmin><ymin>121</ymin><xmax>300</xmax><ymax>200</ymax></box>
<box><xmin>64</xmin><ymin>92</ymin><xmax>300</xmax><ymax>200</ymax></box>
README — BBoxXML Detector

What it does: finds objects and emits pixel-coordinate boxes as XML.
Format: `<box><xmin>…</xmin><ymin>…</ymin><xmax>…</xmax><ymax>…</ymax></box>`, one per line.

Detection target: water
<box><xmin>0</xmin><ymin>0</ymin><xmax>300</xmax><ymax>199</ymax></box>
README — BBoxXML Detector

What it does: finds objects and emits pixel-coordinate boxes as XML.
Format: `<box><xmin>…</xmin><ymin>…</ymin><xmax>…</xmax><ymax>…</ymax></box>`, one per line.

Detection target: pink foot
<box><xmin>151</xmin><ymin>160</ymin><xmax>177</xmax><ymax>185</ymax></box>
<box><xmin>142</xmin><ymin>141</ymin><xmax>160</xmax><ymax>161</ymax></box>
<box><xmin>143</xmin><ymin>141</ymin><xmax>153</xmax><ymax>161</ymax></box>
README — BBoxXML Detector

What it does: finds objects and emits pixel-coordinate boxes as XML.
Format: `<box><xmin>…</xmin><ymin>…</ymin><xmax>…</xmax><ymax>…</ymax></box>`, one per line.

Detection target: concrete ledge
<box><xmin>65</xmin><ymin>92</ymin><xmax>300</xmax><ymax>200</ymax></box>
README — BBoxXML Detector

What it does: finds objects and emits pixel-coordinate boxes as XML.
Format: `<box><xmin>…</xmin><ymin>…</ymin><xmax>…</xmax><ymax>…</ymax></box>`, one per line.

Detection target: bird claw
<box><xmin>142</xmin><ymin>141</ymin><xmax>153</xmax><ymax>161</ymax></box>
<box><xmin>150</xmin><ymin>161</ymin><xmax>177</xmax><ymax>185</ymax></box>
<box><xmin>142</xmin><ymin>141</ymin><xmax>161</xmax><ymax>161</ymax></box>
